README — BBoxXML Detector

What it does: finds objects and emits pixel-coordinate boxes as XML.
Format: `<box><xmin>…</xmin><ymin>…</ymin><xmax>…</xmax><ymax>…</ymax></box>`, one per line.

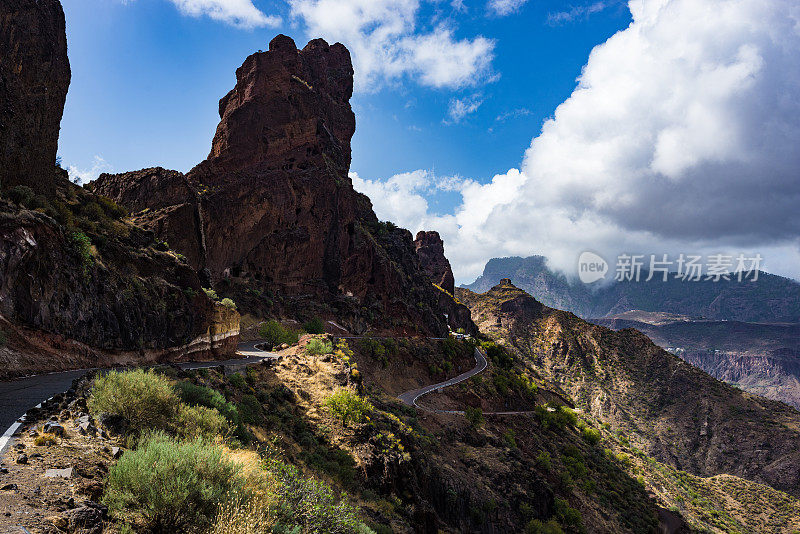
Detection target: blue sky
<box><xmin>59</xmin><ymin>0</ymin><xmax>630</xmax><ymax>192</ymax></box>
<box><xmin>59</xmin><ymin>0</ymin><xmax>800</xmax><ymax>284</ymax></box>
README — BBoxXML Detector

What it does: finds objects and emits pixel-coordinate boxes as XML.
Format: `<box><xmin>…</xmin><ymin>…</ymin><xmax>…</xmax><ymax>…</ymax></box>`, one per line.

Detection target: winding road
<box><xmin>1</xmin><ymin>336</ymin><xmax>528</xmax><ymax>456</ymax></box>
<box><xmin>398</xmin><ymin>347</ymin><xmax>488</xmax><ymax>413</ymax></box>
<box><xmin>0</xmin><ymin>341</ymin><xmax>278</xmax><ymax>455</ymax></box>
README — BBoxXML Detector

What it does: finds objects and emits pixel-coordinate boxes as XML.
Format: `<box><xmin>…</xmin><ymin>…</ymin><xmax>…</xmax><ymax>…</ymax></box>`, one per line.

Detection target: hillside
<box><xmin>464</xmin><ymin>255</ymin><xmax>800</xmax><ymax>323</ymax></box>
<box><xmin>595</xmin><ymin>315</ymin><xmax>800</xmax><ymax>409</ymax></box>
<box><xmin>0</xmin><ymin>0</ymin><xmax>240</xmax><ymax>377</ymax></box>
<box><xmin>456</xmin><ymin>281</ymin><xmax>800</xmax><ymax>499</ymax></box>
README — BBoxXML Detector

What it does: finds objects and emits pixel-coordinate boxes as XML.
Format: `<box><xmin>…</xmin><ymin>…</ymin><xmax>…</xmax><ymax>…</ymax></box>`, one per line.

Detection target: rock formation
<box><xmin>0</xmin><ymin>0</ymin><xmax>71</xmax><ymax>195</ymax></box>
<box><xmin>414</xmin><ymin>231</ymin><xmax>455</xmax><ymax>295</ymax></box>
<box><xmin>0</xmin><ymin>0</ymin><xmax>239</xmax><ymax>376</ymax></box>
<box><xmin>94</xmin><ymin>35</ymin><xmax>473</xmax><ymax>336</ymax></box>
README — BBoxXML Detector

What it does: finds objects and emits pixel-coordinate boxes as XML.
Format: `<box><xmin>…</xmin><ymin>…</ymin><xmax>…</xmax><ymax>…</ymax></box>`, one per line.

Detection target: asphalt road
<box><xmin>398</xmin><ymin>347</ymin><xmax>488</xmax><ymax>412</ymax></box>
<box><xmin>0</xmin><ymin>341</ymin><xmax>276</xmax><ymax>454</ymax></box>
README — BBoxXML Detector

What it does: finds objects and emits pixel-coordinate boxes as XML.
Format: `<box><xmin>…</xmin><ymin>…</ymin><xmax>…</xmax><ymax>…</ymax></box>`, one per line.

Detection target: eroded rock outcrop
<box><xmin>0</xmin><ymin>0</ymin><xmax>239</xmax><ymax>376</ymax></box>
<box><xmin>0</xmin><ymin>0</ymin><xmax>71</xmax><ymax>195</ymax></box>
<box><xmin>95</xmin><ymin>35</ymin><xmax>470</xmax><ymax>336</ymax></box>
<box><xmin>414</xmin><ymin>231</ymin><xmax>455</xmax><ymax>296</ymax></box>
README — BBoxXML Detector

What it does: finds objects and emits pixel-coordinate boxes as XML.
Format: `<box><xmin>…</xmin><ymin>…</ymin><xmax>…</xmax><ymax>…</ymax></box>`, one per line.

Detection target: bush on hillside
<box><xmin>175</xmin><ymin>404</ymin><xmax>230</xmax><ymax>440</ymax></box>
<box><xmin>88</xmin><ymin>369</ymin><xmax>178</xmax><ymax>434</ymax></box>
<box><xmin>465</xmin><ymin>406</ymin><xmax>485</xmax><ymax>428</ymax></box>
<box><xmin>268</xmin><ymin>459</ymin><xmax>369</xmax><ymax>534</ymax></box>
<box><xmin>103</xmin><ymin>433</ymin><xmax>245</xmax><ymax>533</ymax></box>
<box><xmin>306</xmin><ymin>338</ymin><xmax>333</xmax><ymax>356</ymax></box>
<box><xmin>175</xmin><ymin>382</ymin><xmax>240</xmax><ymax>425</ymax></box>
<box><xmin>258</xmin><ymin>320</ymin><xmax>299</xmax><ymax>348</ymax></box>
<box><xmin>324</xmin><ymin>389</ymin><xmax>373</xmax><ymax>427</ymax></box>
<box><xmin>220</xmin><ymin>297</ymin><xmax>237</xmax><ymax>310</ymax></box>
<box><xmin>303</xmin><ymin>317</ymin><xmax>325</xmax><ymax>334</ymax></box>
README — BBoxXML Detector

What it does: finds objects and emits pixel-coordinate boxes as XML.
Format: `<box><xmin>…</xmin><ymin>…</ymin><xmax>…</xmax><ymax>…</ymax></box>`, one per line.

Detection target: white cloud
<box><xmin>168</xmin><ymin>0</ymin><xmax>280</xmax><ymax>28</ymax></box>
<box><xmin>446</xmin><ymin>95</ymin><xmax>483</xmax><ymax>123</ymax></box>
<box><xmin>289</xmin><ymin>0</ymin><xmax>495</xmax><ymax>91</ymax></box>
<box><xmin>68</xmin><ymin>156</ymin><xmax>112</xmax><ymax>185</ymax></box>
<box><xmin>357</xmin><ymin>0</ymin><xmax>800</xmax><ymax>283</ymax></box>
<box><xmin>487</xmin><ymin>0</ymin><xmax>528</xmax><ymax>17</ymax></box>
<box><xmin>547</xmin><ymin>1</ymin><xmax>612</xmax><ymax>25</ymax></box>
<box><xmin>495</xmin><ymin>107</ymin><xmax>531</xmax><ymax>122</ymax></box>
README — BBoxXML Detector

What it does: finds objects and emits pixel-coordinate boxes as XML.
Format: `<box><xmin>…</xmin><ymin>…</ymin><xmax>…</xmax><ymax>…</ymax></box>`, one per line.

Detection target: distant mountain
<box><xmin>456</xmin><ymin>280</ymin><xmax>800</xmax><ymax>499</ymax></box>
<box><xmin>594</xmin><ymin>314</ymin><xmax>800</xmax><ymax>409</ymax></box>
<box><xmin>463</xmin><ymin>255</ymin><xmax>800</xmax><ymax>323</ymax></box>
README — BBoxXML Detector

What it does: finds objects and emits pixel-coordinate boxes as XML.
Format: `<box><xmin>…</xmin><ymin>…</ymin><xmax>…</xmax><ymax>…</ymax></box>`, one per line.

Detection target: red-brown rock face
<box><xmin>94</xmin><ymin>35</ymin><xmax>469</xmax><ymax>336</ymax></box>
<box><xmin>414</xmin><ymin>231</ymin><xmax>456</xmax><ymax>295</ymax></box>
<box><xmin>0</xmin><ymin>0</ymin><xmax>71</xmax><ymax>195</ymax></box>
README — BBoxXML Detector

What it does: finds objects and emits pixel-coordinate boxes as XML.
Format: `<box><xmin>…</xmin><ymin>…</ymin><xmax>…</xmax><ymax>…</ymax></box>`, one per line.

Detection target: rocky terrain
<box><xmin>464</xmin><ymin>255</ymin><xmax>800</xmax><ymax>323</ymax></box>
<box><xmin>0</xmin><ymin>0</ymin><xmax>71</xmax><ymax>196</ymax></box>
<box><xmin>414</xmin><ymin>231</ymin><xmax>455</xmax><ymax>295</ymax></box>
<box><xmin>93</xmin><ymin>36</ymin><xmax>472</xmax><ymax>337</ymax></box>
<box><xmin>457</xmin><ymin>281</ymin><xmax>800</xmax><ymax>498</ymax></box>
<box><xmin>595</xmin><ymin>314</ymin><xmax>800</xmax><ymax>409</ymax></box>
<box><xmin>0</xmin><ymin>1</ymin><xmax>240</xmax><ymax>377</ymax></box>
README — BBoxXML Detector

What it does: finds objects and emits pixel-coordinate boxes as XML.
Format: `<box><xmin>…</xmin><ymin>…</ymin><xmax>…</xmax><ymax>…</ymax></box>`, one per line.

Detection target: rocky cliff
<box><xmin>94</xmin><ymin>35</ymin><xmax>470</xmax><ymax>336</ymax></box>
<box><xmin>0</xmin><ymin>0</ymin><xmax>239</xmax><ymax>376</ymax></box>
<box><xmin>0</xmin><ymin>0</ymin><xmax>70</xmax><ymax>195</ymax></box>
<box><xmin>457</xmin><ymin>280</ymin><xmax>800</xmax><ymax>497</ymax></box>
<box><xmin>414</xmin><ymin>231</ymin><xmax>455</xmax><ymax>295</ymax></box>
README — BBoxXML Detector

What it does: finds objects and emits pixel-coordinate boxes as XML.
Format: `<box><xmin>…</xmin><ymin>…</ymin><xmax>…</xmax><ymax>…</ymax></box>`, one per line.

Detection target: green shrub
<box><xmin>175</xmin><ymin>382</ymin><xmax>240</xmax><ymax>425</ymax></box>
<box><xmin>103</xmin><ymin>433</ymin><xmax>244</xmax><ymax>533</ymax></box>
<box><xmin>324</xmin><ymin>389</ymin><xmax>373</xmax><ymax>427</ymax></box>
<box><xmin>503</xmin><ymin>429</ymin><xmax>517</xmax><ymax>448</ymax></box>
<box><xmin>536</xmin><ymin>451</ymin><xmax>552</xmax><ymax>471</ymax></box>
<box><xmin>302</xmin><ymin>317</ymin><xmax>325</xmax><ymax>334</ymax></box>
<box><xmin>175</xmin><ymin>405</ymin><xmax>229</xmax><ymax>440</ymax></box>
<box><xmin>465</xmin><ymin>406</ymin><xmax>484</xmax><ymax>428</ymax></box>
<box><xmin>220</xmin><ymin>297</ymin><xmax>237</xmax><ymax>310</ymax></box>
<box><xmin>7</xmin><ymin>185</ymin><xmax>35</xmax><ymax>206</ymax></box>
<box><xmin>88</xmin><ymin>369</ymin><xmax>178</xmax><ymax>434</ymax></box>
<box><xmin>268</xmin><ymin>459</ymin><xmax>367</xmax><ymax>534</ymax></box>
<box><xmin>306</xmin><ymin>338</ymin><xmax>333</xmax><ymax>356</ymax></box>
<box><xmin>237</xmin><ymin>394</ymin><xmax>263</xmax><ymax>425</ymax></box>
<box><xmin>69</xmin><ymin>231</ymin><xmax>93</xmax><ymax>270</ymax></box>
<box><xmin>535</xmin><ymin>404</ymin><xmax>578</xmax><ymax>431</ymax></box>
<box><xmin>258</xmin><ymin>320</ymin><xmax>299</xmax><ymax>348</ymax></box>
<box><xmin>525</xmin><ymin>519</ymin><xmax>565</xmax><ymax>534</ymax></box>
<box><xmin>553</xmin><ymin>497</ymin><xmax>582</xmax><ymax>528</ymax></box>
<box><xmin>229</xmin><ymin>372</ymin><xmax>247</xmax><ymax>389</ymax></box>
<box><xmin>582</xmin><ymin>427</ymin><xmax>602</xmax><ymax>445</ymax></box>
<box><xmin>203</xmin><ymin>288</ymin><xmax>219</xmax><ymax>300</ymax></box>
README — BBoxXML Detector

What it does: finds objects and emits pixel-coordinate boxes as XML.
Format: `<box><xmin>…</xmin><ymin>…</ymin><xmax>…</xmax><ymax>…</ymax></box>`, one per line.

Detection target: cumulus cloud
<box><xmin>358</xmin><ymin>0</ymin><xmax>800</xmax><ymax>282</ymax></box>
<box><xmin>168</xmin><ymin>0</ymin><xmax>280</xmax><ymax>28</ymax></box>
<box><xmin>487</xmin><ymin>0</ymin><xmax>529</xmax><ymax>17</ymax></box>
<box><xmin>68</xmin><ymin>156</ymin><xmax>112</xmax><ymax>185</ymax></box>
<box><xmin>289</xmin><ymin>0</ymin><xmax>495</xmax><ymax>91</ymax></box>
<box><xmin>446</xmin><ymin>95</ymin><xmax>483</xmax><ymax>123</ymax></box>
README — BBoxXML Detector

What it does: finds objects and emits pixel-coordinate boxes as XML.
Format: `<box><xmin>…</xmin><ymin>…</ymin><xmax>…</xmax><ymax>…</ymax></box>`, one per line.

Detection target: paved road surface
<box><xmin>398</xmin><ymin>347</ymin><xmax>488</xmax><ymax>412</ymax></box>
<box><xmin>397</xmin><ymin>347</ymin><xmax>539</xmax><ymax>416</ymax></box>
<box><xmin>0</xmin><ymin>341</ymin><xmax>275</xmax><ymax>455</ymax></box>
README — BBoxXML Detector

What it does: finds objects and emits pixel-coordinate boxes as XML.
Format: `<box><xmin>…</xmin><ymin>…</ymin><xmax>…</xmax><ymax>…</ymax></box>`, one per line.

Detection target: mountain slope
<box><xmin>464</xmin><ymin>255</ymin><xmax>800</xmax><ymax>322</ymax></box>
<box><xmin>595</xmin><ymin>316</ymin><xmax>800</xmax><ymax>409</ymax></box>
<box><xmin>457</xmin><ymin>280</ymin><xmax>800</xmax><ymax>497</ymax></box>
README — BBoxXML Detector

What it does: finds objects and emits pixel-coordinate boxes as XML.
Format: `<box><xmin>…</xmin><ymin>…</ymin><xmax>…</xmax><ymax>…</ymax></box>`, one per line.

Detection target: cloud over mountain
<box><xmin>356</xmin><ymin>0</ymin><xmax>800</xmax><ymax>282</ymax></box>
<box><xmin>289</xmin><ymin>0</ymin><xmax>495</xmax><ymax>91</ymax></box>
